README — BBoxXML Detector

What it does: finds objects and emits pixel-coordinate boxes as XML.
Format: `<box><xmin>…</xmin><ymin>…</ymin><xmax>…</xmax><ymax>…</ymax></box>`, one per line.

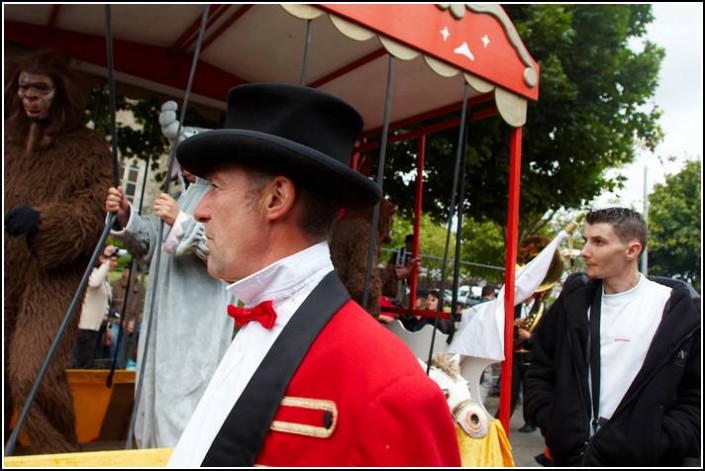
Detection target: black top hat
<box><xmin>176</xmin><ymin>83</ymin><xmax>381</xmax><ymax>209</ymax></box>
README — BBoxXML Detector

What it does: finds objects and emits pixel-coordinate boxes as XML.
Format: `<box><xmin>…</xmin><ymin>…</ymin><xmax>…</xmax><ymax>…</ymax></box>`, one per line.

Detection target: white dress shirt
<box><xmin>168</xmin><ymin>241</ymin><xmax>334</xmax><ymax>467</ymax></box>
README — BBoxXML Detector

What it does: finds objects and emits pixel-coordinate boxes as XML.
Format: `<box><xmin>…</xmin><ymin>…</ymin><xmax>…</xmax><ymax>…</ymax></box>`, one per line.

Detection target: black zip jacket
<box><xmin>524</xmin><ymin>274</ymin><xmax>701</xmax><ymax>466</ymax></box>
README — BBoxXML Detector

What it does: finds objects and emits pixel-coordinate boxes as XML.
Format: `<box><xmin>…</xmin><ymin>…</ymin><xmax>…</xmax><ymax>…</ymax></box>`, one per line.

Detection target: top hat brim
<box><xmin>176</xmin><ymin>129</ymin><xmax>381</xmax><ymax>209</ymax></box>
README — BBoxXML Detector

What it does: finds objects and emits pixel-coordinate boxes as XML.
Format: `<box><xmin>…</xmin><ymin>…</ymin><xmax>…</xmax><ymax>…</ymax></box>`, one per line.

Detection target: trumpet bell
<box><xmin>517</xmin><ymin>235</ymin><xmax>564</xmax><ymax>293</ymax></box>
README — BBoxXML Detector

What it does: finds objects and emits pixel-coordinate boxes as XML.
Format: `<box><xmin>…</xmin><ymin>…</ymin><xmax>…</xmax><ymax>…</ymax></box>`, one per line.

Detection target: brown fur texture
<box><xmin>330</xmin><ymin>199</ymin><xmax>398</xmax><ymax>316</ymax></box>
<box><xmin>4</xmin><ymin>51</ymin><xmax>113</xmax><ymax>454</ymax></box>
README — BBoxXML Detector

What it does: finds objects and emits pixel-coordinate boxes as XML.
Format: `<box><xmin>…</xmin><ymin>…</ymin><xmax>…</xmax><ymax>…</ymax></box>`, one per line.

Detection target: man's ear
<box><xmin>625</xmin><ymin>240</ymin><xmax>643</xmax><ymax>261</ymax></box>
<box><xmin>263</xmin><ymin>176</ymin><xmax>296</xmax><ymax>221</ymax></box>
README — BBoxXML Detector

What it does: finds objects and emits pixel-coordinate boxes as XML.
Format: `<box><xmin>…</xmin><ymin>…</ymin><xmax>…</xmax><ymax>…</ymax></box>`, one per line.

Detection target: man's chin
<box><xmin>206</xmin><ymin>260</ymin><xmax>234</xmax><ymax>284</ymax></box>
<box><xmin>205</xmin><ymin>258</ymin><xmax>219</xmax><ymax>280</ymax></box>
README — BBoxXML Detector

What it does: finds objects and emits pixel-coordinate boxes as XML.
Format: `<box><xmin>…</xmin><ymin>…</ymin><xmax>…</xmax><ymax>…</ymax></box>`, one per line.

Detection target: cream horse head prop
<box><xmin>419</xmin><ymin>352</ymin><xmax>489</xmax><ymax>439</ymax></box>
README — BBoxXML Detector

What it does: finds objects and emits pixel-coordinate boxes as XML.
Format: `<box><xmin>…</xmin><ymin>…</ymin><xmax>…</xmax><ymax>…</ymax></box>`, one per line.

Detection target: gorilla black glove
<box><xmin>5</xmin><ymin>205</ymin><xmax>40</xmax><ymax>236</ymax></box>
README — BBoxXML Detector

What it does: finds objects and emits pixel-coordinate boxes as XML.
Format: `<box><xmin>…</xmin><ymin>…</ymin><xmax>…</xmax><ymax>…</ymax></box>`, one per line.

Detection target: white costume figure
<box><xmin>109</xmin><ymin>105</ymin><xmax>234</xmax><ymax>448</ymax></box>
<box><xmin>419</xmin><ymin>353</ymin><xmax>489</xmax><ymax>439</ymax></box>
<box><xmin>448</xmin><ymin>228</ymin><xmax>573</xmax><ymax>362</ymax></box>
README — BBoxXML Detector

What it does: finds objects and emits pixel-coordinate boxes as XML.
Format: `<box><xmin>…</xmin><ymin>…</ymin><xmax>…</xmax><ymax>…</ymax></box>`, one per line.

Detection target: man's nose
<box><xmin>193</xmin><ymin>199</ymin><xmax>209</xmax><ymax>223</ymax></box>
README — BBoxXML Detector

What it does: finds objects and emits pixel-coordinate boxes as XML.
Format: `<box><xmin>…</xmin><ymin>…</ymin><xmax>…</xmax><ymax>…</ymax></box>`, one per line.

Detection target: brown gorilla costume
<box><xmin>4</xmin><ymin>51</ymin><xmax>113</xmax><ymax>453</ymax></box>
<box><xmin>330</xmin><ymin>199</ymin><xmax>400</xmax><ymax>317</ymax></box>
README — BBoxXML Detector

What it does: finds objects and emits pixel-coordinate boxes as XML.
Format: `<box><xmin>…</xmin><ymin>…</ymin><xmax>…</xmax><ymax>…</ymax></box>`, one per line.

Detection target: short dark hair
<box><xmin>405</xmin><ymin>234</ymin><xmax>414</xmax><ymax>244</ymax></box>
<box><xmin>297</xmin><ymin>185</ymin><xmax>341</xmax><ymax>238</ymax></box>
<box><xmin>245</xmin><ymin>166</ymin><xmax>340</xmax><ymax>239</ymax></box>
<box><xmin>481</xmin><ymin>285</ymin><xmax>495</xmax><ymax>297</ymax></box>
<box><xmin>586</xmin><ymin>207</ymin><xmax>647</xmax><ymax>250</ymax></box>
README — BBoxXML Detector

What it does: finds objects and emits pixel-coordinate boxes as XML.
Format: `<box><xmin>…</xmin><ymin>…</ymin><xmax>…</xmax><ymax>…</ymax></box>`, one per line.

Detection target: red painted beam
<box><xmin>361</xmin><ymin>93</ymin><xmax>495</xmax><ymax>139</ymax></box>
<box><xmin>47</xmin><ymin>5</ymin><xmax>62</xmax><ymax>29</ymax></box>
<box><xmin>5</xmin><ymin>20</ymin><xmax>247</xmax><ymax>102</ymax></box>
<box><xmin>179</xmin><ymin>4</ymin><xmax>231</xmax><ymax>52</ymax></box>
<box><xmin>171</xmin><ymin>4</ymin><xmax>217</xmax><ymax>51</ymax></box>
<box><xmin>379</xmin><ymin>306</ymin><xmax>451</xmax><ymax>320</ymax></box>
<box><xmin>357</xmin><ymin>106</ymin><xmax>498</xmax><ymax>152</ymax></box>
<box><xmin>308</xmin><ymin>48</ymin><xmax>387</xmax><ymax>88</ymax></box>
<box><xmin>201</xmin><ymin>4</ymin><xmax>253</xmax><ymax>53</ymax></box>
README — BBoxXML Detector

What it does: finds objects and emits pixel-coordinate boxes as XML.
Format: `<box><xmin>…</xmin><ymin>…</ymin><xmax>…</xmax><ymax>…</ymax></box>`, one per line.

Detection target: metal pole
<box><xmin>107</xmin><ymin>148</ymin><xmax>153</xmax><ymax>385</ymax></box>
<box><xmin>126</xmin><ymin>4</ymin><xmax>210</xmax><ymax>449</ymax></box>
<box><xmin>409</xmin><ymin>135</ymin><xmax>426</xmax><ymax>311</ymax></box>
<box><xmin>4</xmin><ymin>216</ymin><xmax>116</xmax><ymax>455</ymax></box>
<box><xmin>448</xmin><ymin>108</ymin><xmax>471</xmax><ymax>341</ymax></box>
<box><xmin>300</xmin><ymin>19</ymin><xmax>313</xmax><ymax>86</ymax></box>
<box><xmin>4</xmin><ymin>5</ymin><xmax>123</xmax><ymax>455</ymax></box>
<box><xmin>641</xmin><ymin>166</ymin><xmax>648</xmax><ymax>274</ymax></box>
<box><xmin>426</xmin><ymin>83</ymin><xmax>470</xmax><ymax>373</ymax></box>
<box><xmin>498</xmin><ymin>126</ymin><xmax>523</xmax><ymax>435</ymax></box>
<box><xmin>361</xmin><ymin>55</ymin><xmax>394</xmax><ymax>310</ymax></box>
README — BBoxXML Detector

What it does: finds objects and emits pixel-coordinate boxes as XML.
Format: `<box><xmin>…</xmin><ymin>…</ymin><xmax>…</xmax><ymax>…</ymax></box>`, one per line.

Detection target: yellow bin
<box><xmin>12</xmin><ymin>369</ymin><xmax>135</xmax><ymax>445</ymax></box>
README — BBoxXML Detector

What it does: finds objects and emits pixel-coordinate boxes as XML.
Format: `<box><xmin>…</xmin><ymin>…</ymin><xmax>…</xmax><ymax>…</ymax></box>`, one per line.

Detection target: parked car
<box><xmin>442</xmin><ymin>285</ymin><xmax>487</xmax><ymax>308</ymax></box>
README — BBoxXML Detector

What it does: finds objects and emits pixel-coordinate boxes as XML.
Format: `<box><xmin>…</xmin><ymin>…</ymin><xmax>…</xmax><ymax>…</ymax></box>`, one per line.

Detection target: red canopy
<box><xmin>5</xmin><ymin>3</ymin><xmax>538</xmax><ymax>434</ymax></box>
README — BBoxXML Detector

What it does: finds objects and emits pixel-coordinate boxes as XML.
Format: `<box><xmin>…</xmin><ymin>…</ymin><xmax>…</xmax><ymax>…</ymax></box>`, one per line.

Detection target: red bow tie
<box><xmin>227</xmin><ymin>300</ymin><xmax>277</xmax><ymax>330</ymax></box>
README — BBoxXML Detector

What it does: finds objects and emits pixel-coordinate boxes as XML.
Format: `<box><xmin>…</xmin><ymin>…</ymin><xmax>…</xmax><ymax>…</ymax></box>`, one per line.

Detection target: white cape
<box><xmin>448</xmin><ymin>230</ymin><xmax>570</xmax><ymax>361</ymax></box>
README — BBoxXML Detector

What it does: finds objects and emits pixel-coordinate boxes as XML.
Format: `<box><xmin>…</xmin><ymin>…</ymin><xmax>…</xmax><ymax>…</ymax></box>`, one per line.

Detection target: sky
<box><xmin>592</xmin><ymin>3</ymin><xmax>703</xmax><ymax>209</ymax></box>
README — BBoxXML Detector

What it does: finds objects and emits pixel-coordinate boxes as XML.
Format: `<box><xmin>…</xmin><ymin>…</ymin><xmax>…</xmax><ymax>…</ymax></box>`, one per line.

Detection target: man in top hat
<box><xmin>165</xmin><ymin>84</ymin><xmax>461</xmax><ymax>467</ymax></box>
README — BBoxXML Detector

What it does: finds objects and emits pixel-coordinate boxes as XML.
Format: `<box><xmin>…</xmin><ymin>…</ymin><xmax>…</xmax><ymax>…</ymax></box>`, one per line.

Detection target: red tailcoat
<box><xmin>255</xmin><ymin>300</ymin><xmax>461</xmax><ymax>467</ymax></box>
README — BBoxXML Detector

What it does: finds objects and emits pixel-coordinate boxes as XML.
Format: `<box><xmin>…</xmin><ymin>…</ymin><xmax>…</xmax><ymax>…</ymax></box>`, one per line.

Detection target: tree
<box><xmin>382</xmin><ymin>5</ymin><xmax>664</xmax><ymax>237</ymax></box>
<box><xmin>389</xmin><ymin>213</ymin><xmax>456</xmax><ymax>263</ymax></box>
<box><xmin>647</xmin><ymin>160</ymin><xmax>702</xmax><ymax>291</ymax></box>
<box><xmin>85</xmin><ymin>86</ymin><xmax>222</xmax><ymax>185</ymax></box>
<box><xmin>460</xmin><ymin>217</ymin><xmax>506</xmax><ymax>267</ymax></box>
<box><xmin>388</xmin><ymin>213</ymin><xmax>507</xmax><ymax>286</ymax></box>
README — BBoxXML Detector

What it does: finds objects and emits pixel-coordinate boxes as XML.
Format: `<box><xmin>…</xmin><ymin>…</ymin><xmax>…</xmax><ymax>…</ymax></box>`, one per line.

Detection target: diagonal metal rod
<box><xmin>299</xmin><ymin>19</ymin><xmax>313</xmax><ymax>86</ymax></box>
<box><xmin>361</xmin><ymin>55</ymin><xmax>395</xmax><ymax>311</ymax></box>
<box><xmin>125</xmin><ymin>3</ymin><xmax>209</xmax><ymax>450</ymax></box>
<box><xmin>448</xmin><ymin>102</ymin><xmax>472</xmax><ymax>342</ymax></box>
<box><xmin>106</xmin><ymin>120</ymin><xmax>155</xmax><ymax>387</ymax></box>
<box><xmin>105</xmin><ymin>5</ymin><xmax>120</xmax><ymax>186</ymax></box>
<box><xmin>425</xmin><ymin>83</ymin><xmax>470</xmax><ymax>374</ymax></box>
<box><xmin>4</xmin><ymin>5</ymin><xmax>124</xmax><ymax>456</ymax></box>
<box><xmin>105</xmin><ymin>258</ymin><xmax>134</xmax><ymax>388</ymax></box>
<box><xmin>5</xmin><ymin>215</ymin><xmax>117</xmax><ymax>455</ymax></box>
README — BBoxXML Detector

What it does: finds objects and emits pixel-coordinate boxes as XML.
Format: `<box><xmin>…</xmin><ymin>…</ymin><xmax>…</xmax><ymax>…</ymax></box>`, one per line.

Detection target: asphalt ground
<box><xmin>484</xmin><ymin>394</ymin><xmax>546</xmax><ymax>467</ymax></box>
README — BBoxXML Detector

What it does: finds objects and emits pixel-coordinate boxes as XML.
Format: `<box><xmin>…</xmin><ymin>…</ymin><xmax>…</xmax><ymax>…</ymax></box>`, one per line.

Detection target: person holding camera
<box><xmin>110</xmin><ymin>265</ymin><xmax>146</xmax><ymax>368</ymax></box>
<box><xmin>73</xmin><ymin>245</ymin><xmax>119</xmax><ymax>368</ymax></box>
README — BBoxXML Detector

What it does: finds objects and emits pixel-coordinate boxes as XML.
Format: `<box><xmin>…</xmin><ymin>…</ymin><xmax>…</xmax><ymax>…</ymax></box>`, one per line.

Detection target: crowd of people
<box><xmin>4</xmin><ymin>50</ymin><xmax>700</xmax><ymax>467</ymax></box>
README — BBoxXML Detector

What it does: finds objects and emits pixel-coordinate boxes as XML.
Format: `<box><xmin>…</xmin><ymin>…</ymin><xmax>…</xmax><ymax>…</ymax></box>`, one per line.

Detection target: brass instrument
<box><xmin>518</xmin><ymin>300</ymin><xmax>546</xmax><ymax>333</ymax></box>
<box><xmin>514</xmin><ymin>300</ymin><xmax>547</xmax><ymax>353</ymax></box>
<box><xmin>513</xmin><ymin>234</ymin><xmax>565</xmax><ymax>353</ymax></box>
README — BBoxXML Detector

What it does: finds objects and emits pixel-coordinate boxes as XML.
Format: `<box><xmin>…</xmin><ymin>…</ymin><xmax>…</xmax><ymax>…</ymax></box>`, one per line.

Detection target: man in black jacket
<box><xmin>524</xmin><ymin>207</ymin><xmax>700</xmax><ymax>466</ymax></box>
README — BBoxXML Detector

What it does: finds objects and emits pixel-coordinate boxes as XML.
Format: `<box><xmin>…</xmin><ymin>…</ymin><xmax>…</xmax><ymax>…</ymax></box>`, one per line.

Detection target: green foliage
<box><xmin>381</xmin><ymin>5</ymin><xmax>664</xmax><ymax>238</ymax></box>
<box><xmin>647</xmin><ymin>160</ymin><xmax>702</xmax><ymax>291</ymax></box>
<box><xmin>460</xmin><ymin>217</ymin><xmax>507</xmax><ymax>267</ymax></box>
<box><xmin>84</xmin><ymin>86</ymin><xmax>221</xmax><ymax>183</ymax></box>
<box><xmin>85</xmin><ymin>87</ymin><xmax>168</xmax><ymax>179</ymax></box>
<box><xmin>388</xmin><ymin>213</ymin><xmax>506</xmax><ymax>285</ymax></box>
<box><xmin>389</xmin><ymin>212</ymin><xmax>455</xmax><ymax>260</ymax></box>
